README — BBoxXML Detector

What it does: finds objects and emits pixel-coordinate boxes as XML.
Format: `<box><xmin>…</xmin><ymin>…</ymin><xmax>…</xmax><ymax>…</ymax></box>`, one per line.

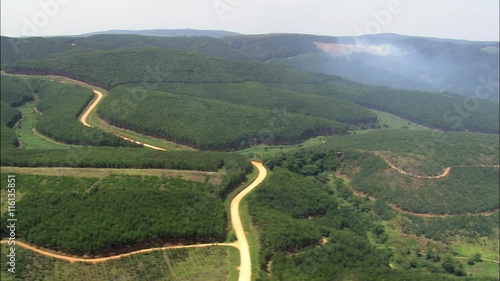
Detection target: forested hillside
<box><xmin>1</xmin><ymin>32</ymin><xmax>498</xmax><ymax>281</ymax></box>
<box><xmin>318</xmin><ymin>130</ymin><xmax>499</xmax><ymax>173</ymax></box>
<box><xmin>1</xmin><ymin>34</ymin><xmax>250</xmax><ymax>66</ymax></box>
<box><xmin>350</xmin><ymin>154</ymin><xmax>499</xmax><ymax>214</ymax></box>
<box><xmin>0</xmin><ymin>75</ymin><xmax>34</xmax><ymax>106</ymax></box>
<box><xmin>271</xmin><ymin>81</ymin><xmax>499</xmax><ymax>134</ymax></box>
<box><xmin>98</xmin><ymin>86</ymin><xmax>348</xmax><ymax>150</ymax></box>
<box><xmin>145</xmin><ymin>82</ymin><xmax>376</xmax><ymax>125</ymax></box>
<box><xmin>3</xmin><ymin>47</ymin><xmax>332</xmax><ymax>89</ymax></box>
<box><xmin>4</xmin><ymin>42</ymin><xmax>498</xmax><ymax>134</ymax></box>
<box><xmin>0</xmin><ymin>173</ymin><xmax>227</xmax><ymax>254</ymax></box>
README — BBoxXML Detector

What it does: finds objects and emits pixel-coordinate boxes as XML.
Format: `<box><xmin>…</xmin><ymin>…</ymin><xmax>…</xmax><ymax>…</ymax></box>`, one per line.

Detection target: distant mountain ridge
<box><xmin>79</xmin><ymin>29</ymin><xmax>240</xmax><ymax>38</ymax></box>
<box><xmin>2</xmin><ymin>31</ymin><xmax>499</xmax><ymax>100</ymax></box>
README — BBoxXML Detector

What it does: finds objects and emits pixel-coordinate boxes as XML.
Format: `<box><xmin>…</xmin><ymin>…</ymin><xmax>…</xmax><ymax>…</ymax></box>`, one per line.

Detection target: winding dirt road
<box><xmin>380</xmin><ymin>155</ymin><xmax>452</xmax><ymax>179</ymax></box>
<box><xmin>380</xmin><ymin>155</ymin><xmax>499</xmax><ymax>179</ymax></box>
<box><xmin>0</xmin><ymin>240</ymin><xmax>237</xmax><ymax>264</ymax></box>
<box><xmin>232</xmin><ymin>161</ymin><xmax>267</xmax><ymax>281</ymax></box>
<box><xmin>80</xmin><ymin>90</ymin><xmax>103</xmax><ymax>128</ymax></box>
<box><xmin>79</xmin><ymin>89</ymin><xmax>167</xmax><ymax>151</ymax></box>
<box><xmin>1</xmin><ymin>161</ymin><xmax>267</xmax><ymax>281</ymax></box>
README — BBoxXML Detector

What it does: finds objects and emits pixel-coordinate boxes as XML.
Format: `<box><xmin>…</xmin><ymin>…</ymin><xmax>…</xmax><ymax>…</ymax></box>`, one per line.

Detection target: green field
<box><xmin>1</xmin><ymin>244</ymin><xmax>238</xmax><ymax>281</ymax></box>
<box><xmin>0</xmin><ymin>166</ymin><xmax>223</xmax><ymax>184</ymax></box>
<box><xmin>15</xmin><ymin>102</ymin><xmax>70</xmax><ymax>149</ymax></box>
<box><xmin>372</xmin><ymin>110</ymin><xmax>430</xmax><ymax>130</ymax></box>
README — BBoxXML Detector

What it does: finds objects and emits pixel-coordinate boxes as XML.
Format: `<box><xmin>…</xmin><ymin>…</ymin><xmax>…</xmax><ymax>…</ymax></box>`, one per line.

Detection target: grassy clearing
<box><xmin>1</xmin><ymin>244</ymin><xmax>238</xmax><ymax>281</ymax></box>
<box><xmin>373</xmin><ymin>110</ymin><xmax>430</xmax><ymax>130</ymax></box>
<box><xmin>450</xmin><ymin>235</ymin><xmax>500</xmax><ymax>261</ymax></box>
<box><xmin>226</xmin><ymin>245</ymin><xmax>241</xmax><ymax>281</ymax></box>
<box><xmin>237</xmin><ymin>136</ymin><xmax>327</xmax><ymax>158</ymax></box>
<box><xmin>0</xmin><ymin>166</ymin><xmax>223</xmax><ymax>184</ymax></box>
<box><xmin>460</xmin><ymin>259</ymin><xmax>500</xmax><ymax>279</ymax></box>
<box><xmin>15</xmin><ymin>103</ymin><xmax>70</xmax><ymax>150</ymax></box>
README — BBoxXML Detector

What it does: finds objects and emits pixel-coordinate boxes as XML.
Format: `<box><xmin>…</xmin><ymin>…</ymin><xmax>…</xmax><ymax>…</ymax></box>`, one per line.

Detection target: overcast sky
<box><xmin>1</xmin><ymin>0</ymin><xmax>499</xmax><ymax>41</ymax></box>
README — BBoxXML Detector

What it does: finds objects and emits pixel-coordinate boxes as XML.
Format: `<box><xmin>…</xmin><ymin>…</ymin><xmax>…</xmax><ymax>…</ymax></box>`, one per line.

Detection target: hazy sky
<box><xmin>1</xmin><ymin>0</ymin><xmax>499</xmax><ymax>41</ymax></box>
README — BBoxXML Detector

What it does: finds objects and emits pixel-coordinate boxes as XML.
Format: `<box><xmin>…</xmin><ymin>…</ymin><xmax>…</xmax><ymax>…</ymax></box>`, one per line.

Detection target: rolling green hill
<box><xmin>98</xmin><ymin>86</ymin><xmax>348</xmax><ymax>150</ymax></box>
<box><xmin>4</xmin><ymin>44</ymin><xmax>498</xmax><ymax>134</ymax></box>
<box><xmin>1</xmin><ymin>34</ymin><xmax>251</xmax><ymax>66</ymax></box>
<box><xmin>143</xmin><ymin>82</ymin><xmax>376</xmax><ymax>125</ymax></box>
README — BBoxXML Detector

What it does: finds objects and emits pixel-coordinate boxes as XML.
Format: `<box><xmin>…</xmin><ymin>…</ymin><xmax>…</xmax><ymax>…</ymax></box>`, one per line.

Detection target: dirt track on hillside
<box><xmin>380</xmin><ymin>155</ymin><xmax>499</xmax><ymax>179</ymax></box>
<box><xmin>80</xmin><ymin>90</ymin><xmax>103</xmax><ymax>128</ymax></box>
<box><xmin>78</xmin><ymin>89</ymin><xmax>167</xmax><ymax>151</ymax></box>
<box><xmin>380</xmin><ymin>155</ymin><xmax>452</xmax><ymax>179</ymax></box>
<box><xmin>0</xmin><ymin>240</ymin><xmax>237</xmax><ymax>264</ymax></box>
<box><xmin>231</xmin><ymin>161</ymin><xmax>267</xmax><ymax>281</ymax></box>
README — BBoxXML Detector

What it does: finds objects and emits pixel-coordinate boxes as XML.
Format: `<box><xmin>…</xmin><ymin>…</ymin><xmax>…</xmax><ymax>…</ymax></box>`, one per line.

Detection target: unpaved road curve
<box><xmin>232</xmin><ymin>161</ymin><xmax>267</xmax><ymax>281</ymax></box>
<box><xmin>79</xmin><ymin>89</ymin><xmax>167</xmax><ymax>151</ymax></box>
<box><xmin>381</xmin><ymin>155</ymin><xmax>499</xmax><ymax>179</ymax></box>
<box><xmin>80</xmin><ymin>90</ymin><xmax>103</xmax><ymax>128</ymax></box>
<box><xmin>0</xmin><ymin>240</ymin><xmax>237</xmax><ymax>264</ymax></box>
<box><xmin>380</xmin><ymin>156</ymin><xmax>452</xmax><ymax>179</ymax></box>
